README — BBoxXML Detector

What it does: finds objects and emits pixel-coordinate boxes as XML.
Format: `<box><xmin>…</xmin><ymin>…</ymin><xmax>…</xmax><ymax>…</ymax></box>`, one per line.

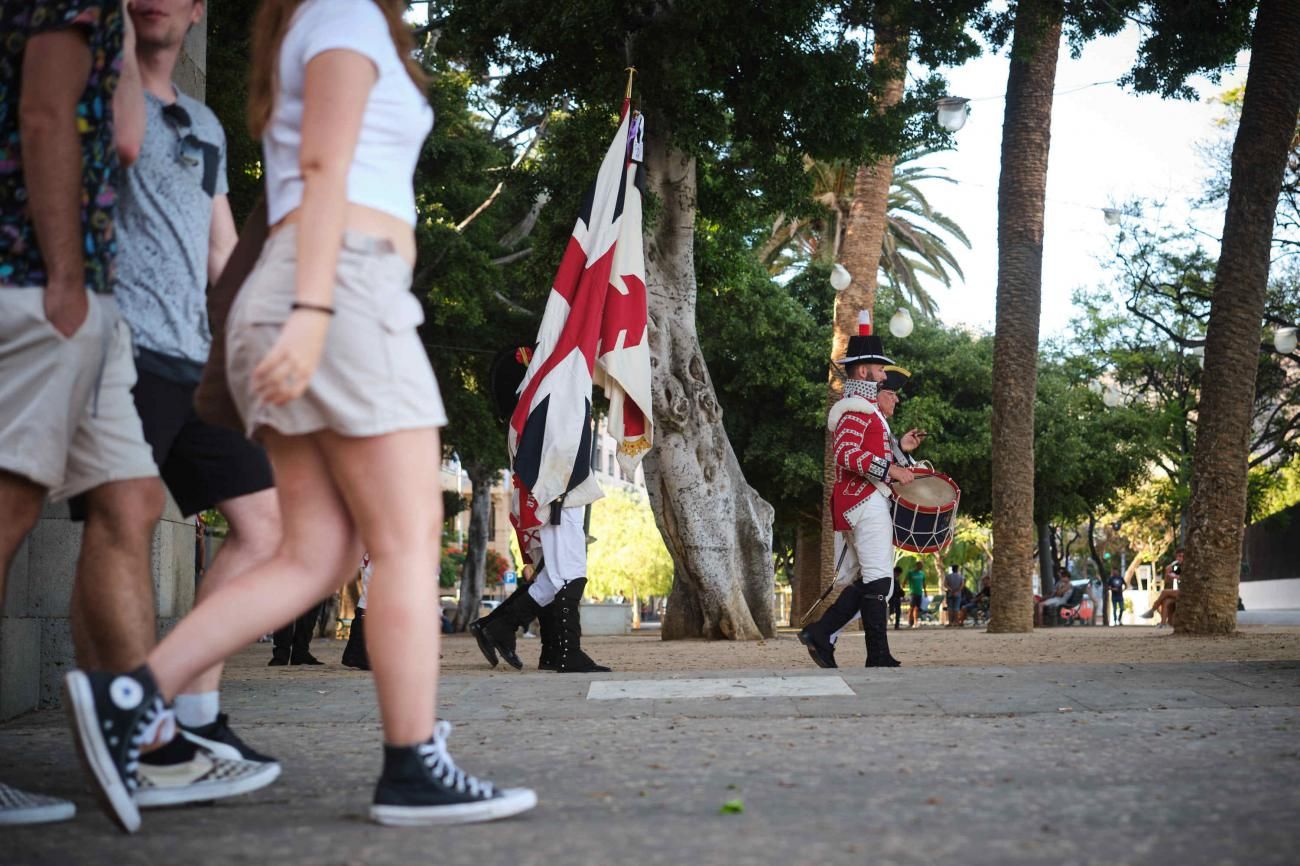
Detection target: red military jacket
<box><xmin>828</xmin><ymin>389</ymin><xmax>916</xmax><ymax>530</ymax></box>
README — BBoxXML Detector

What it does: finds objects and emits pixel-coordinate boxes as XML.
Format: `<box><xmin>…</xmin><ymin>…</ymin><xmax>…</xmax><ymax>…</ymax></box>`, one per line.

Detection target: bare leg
<box><xmin>175</xmin><ymin>487</ymin><xmax>281</xmax><ymax>696</ymax></box>
<box><xmin>0</xmin><ymin>470</ymin><xmax>44</xmax><ymax>604</ymax></box>
<box><xmin>146</xmin><ymin>433</ymin><xmax>359</xmax><ymax>699</ymax></box>
<box><xmin>317</xmin><ymin>428</ymin><xmax>441</xmax><ymax>747</ymax></box>
<box><xmin>71</xmin><ymin>477</ymin><xmax>165</xmax><ymax>670</ymax></box>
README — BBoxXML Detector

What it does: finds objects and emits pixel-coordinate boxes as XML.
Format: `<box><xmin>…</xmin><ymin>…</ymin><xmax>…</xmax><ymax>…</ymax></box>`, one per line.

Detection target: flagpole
<box><xmin>624</xmin><ymin>67</ymin><xmax>637</xmax><ymax>101</ymax></box>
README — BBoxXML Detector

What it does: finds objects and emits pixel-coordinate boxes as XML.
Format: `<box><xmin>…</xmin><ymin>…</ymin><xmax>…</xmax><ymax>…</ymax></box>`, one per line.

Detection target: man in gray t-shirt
<box><xmin>114</xmin><ymin>87</ymin><xmax>230</xmax><ymax>375</ymax></box>
<box><xmin>73</xmin><ymin>0</ymin><xmax>285</xmax><ymax>791</ymax></box>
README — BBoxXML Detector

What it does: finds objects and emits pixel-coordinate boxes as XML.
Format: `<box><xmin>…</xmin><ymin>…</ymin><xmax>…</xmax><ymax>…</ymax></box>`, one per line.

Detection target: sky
<box><xmin>910</xmin><ymin>25</ymin><xmax>1249</xmax><ymax>340</ymax></box>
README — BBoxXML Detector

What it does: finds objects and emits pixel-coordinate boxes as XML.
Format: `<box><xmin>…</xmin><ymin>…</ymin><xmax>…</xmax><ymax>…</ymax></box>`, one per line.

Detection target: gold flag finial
<box><xmin>624</xmin><ymin>67</ymin><xmax>637</xmax><ymax>100</ymax></box>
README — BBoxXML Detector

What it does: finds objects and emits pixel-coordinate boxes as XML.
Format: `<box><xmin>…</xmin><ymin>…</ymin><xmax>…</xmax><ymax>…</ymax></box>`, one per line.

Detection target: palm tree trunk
<box><xmin>642</xmin><ymin>130</ymin><xmax>777</xmax><ymax>640</ymax></box>
<box><xmin>1179</xmin><ymin>0</ymin><xmax>1300</xmax><ymax>635</ymax></box>
<box><xmin>988</xmin><ymin>0</ymin><xmax>1061</xmax><ymax>634</ymax></box>
<box><xmin>453</xmin><ymin>461</ymin><xmax>494</xmax><ymax>631</ymax></box>
<box><xmin>811</xmin><ymin>15</ymin><xmax>910</xmax><ymax>607</ymax></box>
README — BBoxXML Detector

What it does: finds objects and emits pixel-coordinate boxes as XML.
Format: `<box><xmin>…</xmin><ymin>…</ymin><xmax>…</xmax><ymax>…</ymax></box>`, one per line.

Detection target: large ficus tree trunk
<box><xmin>988</xmin><ymin>0</ymin><xmax>1061</xmax><ymax>634</ymax></box>
<box><xmin>806</xmin><ymin>16</ymin><xmax>911</xmax><ymax>613</ymax></box>
<box><xmin>1179</xmin><ymin>0</ymin><xmax>1300</xmax><ymax>635</ymax></box>
<box><xmin>642</xmin><ymin>133</ymin><xmax>777</xmax><ymax>640</ymax></box>
<box><xmin>452</xmin><ymin>461</ymin><xmax>494</xmax><ymax>631</ymax></box>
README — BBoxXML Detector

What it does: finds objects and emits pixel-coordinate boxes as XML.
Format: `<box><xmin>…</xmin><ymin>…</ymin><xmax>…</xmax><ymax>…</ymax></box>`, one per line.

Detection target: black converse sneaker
<box><xmin>0</xmin><ymin>782</ymin><xmax>75</xmax><ymax>826</ymax></box>
<box><xmin>63</xmin><ymin>667</ymin><xmax>171</xmax><ymax>833</ymax></box>
<box><xmin>135</xmin><ymin>735</ymin><xmax>280</xmax><ymax>809</ymax></box>
<box><xmin>181</xmin><ymin>714</ymin><xmax>277</xmax><ymax>764</ymax></box>
<box><xmin>371</xmin><ymin>721</ymin><xmax>537</xmax><ymax>826</ymax></box>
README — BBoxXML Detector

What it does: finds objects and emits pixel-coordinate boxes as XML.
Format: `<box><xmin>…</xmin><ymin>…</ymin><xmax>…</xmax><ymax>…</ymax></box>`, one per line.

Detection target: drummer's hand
<box><xmin>901</xmin><ymin>429</ymin><xmax>927</xmax><ymax>452</ymax></box>
<box><xmin>888</xmin><ymin>464</ymin><xmax>916</xmax><ymax>485</ymax></box>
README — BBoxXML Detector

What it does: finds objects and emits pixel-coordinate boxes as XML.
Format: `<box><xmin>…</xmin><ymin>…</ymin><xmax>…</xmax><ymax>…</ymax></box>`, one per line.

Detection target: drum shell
<box><xmin>891</xmin><ymin>469</ymin><xmax>961</xmax><ymax>554</ymax></box>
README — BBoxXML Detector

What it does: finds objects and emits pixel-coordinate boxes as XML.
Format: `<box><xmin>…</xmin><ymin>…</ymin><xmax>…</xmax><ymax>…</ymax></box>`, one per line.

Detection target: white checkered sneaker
<box><xmin>135</xmin><ymin>751</ymin><xmax>281</xmax><ymax>809</ymax></box>
<box><xmin>0</xmin><ymin>782</ymin><xmax>76</xmax><ymax>826</ymax></box>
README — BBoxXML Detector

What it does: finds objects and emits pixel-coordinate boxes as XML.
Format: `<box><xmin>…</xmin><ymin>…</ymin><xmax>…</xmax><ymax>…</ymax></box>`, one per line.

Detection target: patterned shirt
<box><xmin>0</xmin><ymin>0</ymin><xmax>124</xmax><ymax>293</ymax></box>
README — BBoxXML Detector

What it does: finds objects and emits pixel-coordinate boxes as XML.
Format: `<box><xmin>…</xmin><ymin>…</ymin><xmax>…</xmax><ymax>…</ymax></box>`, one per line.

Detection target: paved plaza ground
<box><xmin>3</xmin><ymin>626</ymin><xmax>1299</xmax><ymax>866</ymax></box>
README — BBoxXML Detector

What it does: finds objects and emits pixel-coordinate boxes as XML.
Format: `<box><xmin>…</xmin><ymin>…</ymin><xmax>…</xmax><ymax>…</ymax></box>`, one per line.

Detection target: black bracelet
<box><xmin>291</xmin><ymin>302</ymin><xmax>335</xmax><ymax>316</ymax></box>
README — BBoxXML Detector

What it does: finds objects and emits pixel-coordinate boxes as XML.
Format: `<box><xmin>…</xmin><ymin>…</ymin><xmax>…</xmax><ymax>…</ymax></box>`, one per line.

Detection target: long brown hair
<box><xmin>247</xmin><ymin>0</ymin><xmax>430</xmax><ymax>139</ymax></box>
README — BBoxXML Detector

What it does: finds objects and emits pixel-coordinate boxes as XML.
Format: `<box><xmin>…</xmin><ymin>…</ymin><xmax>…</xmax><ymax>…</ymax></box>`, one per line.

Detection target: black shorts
<box><xmin>71</xmin><ymin>367</ymin><xmax>273</xmax><ymax>518</ymax></box>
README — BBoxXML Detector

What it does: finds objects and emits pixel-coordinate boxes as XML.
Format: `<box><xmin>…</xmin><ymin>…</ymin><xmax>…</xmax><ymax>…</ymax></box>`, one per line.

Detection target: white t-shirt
<box><xmin>263</xmin><ymin>0</ymin><xmax>434</xmax><ymax>226</ymax></box>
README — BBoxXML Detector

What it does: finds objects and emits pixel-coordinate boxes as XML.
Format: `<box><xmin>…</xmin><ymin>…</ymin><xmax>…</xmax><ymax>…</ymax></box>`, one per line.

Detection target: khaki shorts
<box><xmin>226</xmin><ymin>226</ymin><xmax>447</xmax><ymax>439</ymax></box>
<box><xmin>0</xmin><ymin>288</ymin><xmax>158</xmax><ymax>500</ymax></box>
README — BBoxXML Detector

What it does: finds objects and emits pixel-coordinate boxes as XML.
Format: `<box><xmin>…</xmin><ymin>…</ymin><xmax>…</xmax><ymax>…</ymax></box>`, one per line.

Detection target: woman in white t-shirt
<box><xmin>65</xmin><ymin>0</ymin><xmax>535</xmax><ymax>831</ymax></box>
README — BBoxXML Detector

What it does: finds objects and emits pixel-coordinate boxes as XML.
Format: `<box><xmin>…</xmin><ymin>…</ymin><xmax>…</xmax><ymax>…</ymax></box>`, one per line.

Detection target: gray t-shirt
<box><xmin>944</xmin><ymin>570</ymin><xmax>965</xmax><ymax>594</ymax></box>
<box><xmin>113</xmin><ymin>89</ymin><xmax>228</xmax><ymax>372</ymax></box>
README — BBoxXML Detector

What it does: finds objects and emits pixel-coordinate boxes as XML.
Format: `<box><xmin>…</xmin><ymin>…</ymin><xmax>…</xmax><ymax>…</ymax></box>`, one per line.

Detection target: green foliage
<box><xmin>1031</xmin><ymin>358</ymin><xmax>1150</xmax><ymax>525</ymax></box>
<box><xmin>434</xmin><ymin>1</ymin><xmax>986</xmax><ymax>218</ymax></box>
<box><xmin>696</xmin><ymin>257</ymin><xmax>832</xmax><ymax>530</ymax></box>
<box><xmin>976</xmin><ymin>1</ymin><xmax>1253</xmax><ymax>101</ymax></box>
<box><xmin>413</xmin><ymin>60</ymin><xmax>540</xmax><ymax>474</ymax></box>
<box><xmin>586</xmin><ymin>489</ymin><xmax>674</xmax><ymax>599</ymax></box>
<box><xmin>1071</xmin><ymin>224</ymin><xmax>1300</xmax><ymax>518</ymax></box>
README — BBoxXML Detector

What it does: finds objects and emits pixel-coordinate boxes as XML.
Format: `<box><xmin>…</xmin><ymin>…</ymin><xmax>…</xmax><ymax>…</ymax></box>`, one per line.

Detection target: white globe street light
<box><xmin>830</xmin><ymin>263</ymin><xmax>852</xmax><ymax>292</ymax></box>
<box><xmin>1275</xmin><ymin>326</ymin><xmax>1298</xmax><ymax>355</ymax></box>
<box><xmin>889</xmin><ymin>307</ymin><xmax>914</xmax><ymax>338</ymax></box>
<box><xmin>935</xmin><ymin>97</ymin><xmax>970</xmax><ymax>133</ymax></box>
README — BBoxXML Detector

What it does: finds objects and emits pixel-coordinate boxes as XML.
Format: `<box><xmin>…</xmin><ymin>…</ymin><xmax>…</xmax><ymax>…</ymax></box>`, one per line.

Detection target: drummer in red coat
<box><xmin>798</xmin><ymin>312</ymin><xmax>926</xmax><ymax>668</ymax></box>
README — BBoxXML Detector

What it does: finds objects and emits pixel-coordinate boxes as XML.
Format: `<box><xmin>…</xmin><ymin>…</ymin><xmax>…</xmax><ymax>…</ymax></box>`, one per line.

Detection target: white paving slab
<box><xmin>587</xmin><ymin>675</ymin><xmax>855</xmax><ymax>701</ymax></box>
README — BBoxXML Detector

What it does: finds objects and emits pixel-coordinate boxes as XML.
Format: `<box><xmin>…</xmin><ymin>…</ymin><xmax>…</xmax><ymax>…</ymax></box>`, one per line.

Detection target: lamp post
<box><xmin>830</xmin><ymin>263</ymin><xmax>851</xmax><ymax>292</ymax></box>
<box><xmin>935</xmin><ymin>97</ymin><xmax>970</xmax><ymax>132</ymax></box>
<box><xmin>889</xmin><ymin>307</ymin><xmax>914</xmax><ymax>338</ymax></box>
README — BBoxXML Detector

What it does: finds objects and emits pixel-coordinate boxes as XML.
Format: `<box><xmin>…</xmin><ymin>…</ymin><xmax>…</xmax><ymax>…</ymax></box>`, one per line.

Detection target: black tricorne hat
<box><xmin>879</xmin><ymin>364</ymin><xmax>911</xmax><ymax>393</ymax></box>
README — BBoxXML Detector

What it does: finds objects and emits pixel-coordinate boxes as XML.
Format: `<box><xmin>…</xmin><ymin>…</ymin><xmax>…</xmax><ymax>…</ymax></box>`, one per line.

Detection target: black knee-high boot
<box><xmin>468</xmin><ymin>580</ymin><xmax>535</xmax><ymax>668</ymax></box>
<box><xmin>537</xmin><ymin>602</ymin><xmax>560</xmax><ymax>671</ymax></box>
<box><xmin>554</xmin><ymin>578</ymin><xmax>611</xmax><ymax>673</ymax></box>
<box><xmin>470</xmin><ymin>584</ymin><xmax>543</xmax><ymax>670</ymax></box>
<box><xmin>342</xmin><ymin>607</ymin><xmax>370</xmax><ymax>670</ymax></box>
<box><xmin>859</xmin><ymin>578</ymin><xmax>901</xmax><ymax>668</ymax></box>
<box><xmin>798</xmin><ymin>580</ymin><xmax>865</xmax><ymax>669</ymax></box>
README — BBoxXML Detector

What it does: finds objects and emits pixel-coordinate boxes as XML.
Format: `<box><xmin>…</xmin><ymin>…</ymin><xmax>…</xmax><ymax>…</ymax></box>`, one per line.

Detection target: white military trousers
<box><xmin>526</xmin><ymin>505</ymin><xmax>587</xmax><ymax>607</ymax></box>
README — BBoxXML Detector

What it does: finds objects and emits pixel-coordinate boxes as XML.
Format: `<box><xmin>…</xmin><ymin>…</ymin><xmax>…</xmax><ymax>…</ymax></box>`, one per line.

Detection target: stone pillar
<box><xmin>0</xmin><ymin>500</ymin><xmax>196</xmax><ymax>721</ymax></box>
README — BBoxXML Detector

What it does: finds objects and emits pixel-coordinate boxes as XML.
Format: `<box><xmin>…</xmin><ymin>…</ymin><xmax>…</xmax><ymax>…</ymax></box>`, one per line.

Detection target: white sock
<box><xmin>174</xmin><ymin>691</ymin><xmax>220</xmax><ymax>728</ymax></box>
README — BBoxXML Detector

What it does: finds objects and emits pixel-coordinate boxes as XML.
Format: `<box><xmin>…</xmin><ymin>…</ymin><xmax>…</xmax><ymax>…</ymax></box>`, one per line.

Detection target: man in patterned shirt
<box><xmin>0</xmin><ymin>0</ymin><xmax>159</xmax><ymax>826</ymax></box>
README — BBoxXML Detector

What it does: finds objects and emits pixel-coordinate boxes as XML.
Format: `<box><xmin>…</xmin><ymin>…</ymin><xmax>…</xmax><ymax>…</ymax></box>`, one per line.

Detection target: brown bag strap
<box><xmin>194</xmin><ymin>193</ymin><xmax>269</xmax><ymax>431</ymax></box>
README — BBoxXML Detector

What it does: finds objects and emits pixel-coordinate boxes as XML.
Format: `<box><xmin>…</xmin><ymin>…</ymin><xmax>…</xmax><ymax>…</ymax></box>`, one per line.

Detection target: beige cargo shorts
<box><xmin>0</xmin><ymin>288</ymin><xmax>157</xmax><ymax>500</ymax></box>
